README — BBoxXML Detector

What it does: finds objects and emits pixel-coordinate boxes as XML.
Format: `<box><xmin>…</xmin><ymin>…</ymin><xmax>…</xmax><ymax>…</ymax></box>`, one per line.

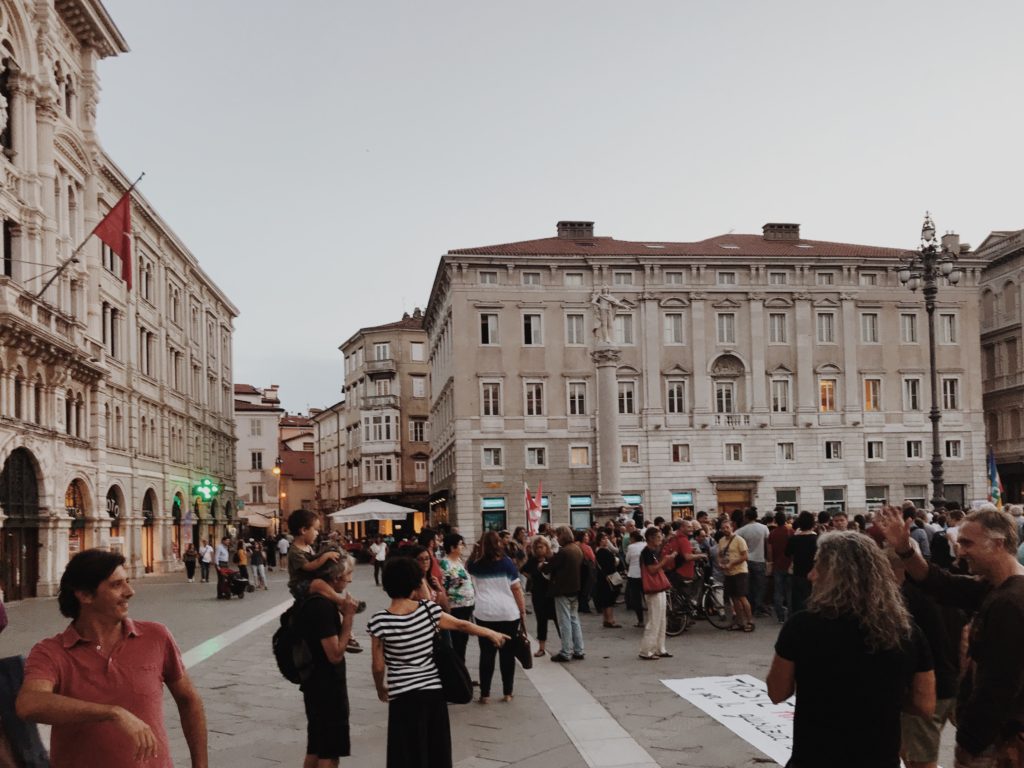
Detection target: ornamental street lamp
<box><xmin>898</xmin><ymin>213</ymin><xmax>962</xmax><ymax>509</ymax></box>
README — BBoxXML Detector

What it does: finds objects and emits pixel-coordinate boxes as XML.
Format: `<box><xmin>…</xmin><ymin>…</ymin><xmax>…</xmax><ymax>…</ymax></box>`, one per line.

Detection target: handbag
<box><xmin>513</xmin><ymin>625</ymin><xmax>533</xmax><ymax>670</ymax></box>
<box><xmin>424</xmin><ymin>602</ymin><xmax>473</xmax><ymax>704</ymax></box>
<box><xmin>606</xmin><ymin>571</ymin><xmax>624</xmax><ymax>588</ymax></box>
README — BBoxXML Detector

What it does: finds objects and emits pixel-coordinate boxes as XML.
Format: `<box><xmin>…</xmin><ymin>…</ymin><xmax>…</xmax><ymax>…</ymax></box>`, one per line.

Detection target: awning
<box><xmin>241</xmin><ymin>510</ymin><xmax>273</xmax><ymax>527</ymax></box>
<box><xmin>329</xmin><ymin>499</ymin><xmax>416</xmax><ymax>523</ymax></box>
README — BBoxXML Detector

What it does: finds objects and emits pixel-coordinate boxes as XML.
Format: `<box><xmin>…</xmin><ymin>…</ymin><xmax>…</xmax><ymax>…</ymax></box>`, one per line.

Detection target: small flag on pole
<box><xmin>93</xmin><ymin>191</ymin><xmax>133</xmax><ymax>289</ymax></box>
<box><xmin>525</xmin><ymin>482</ymin><xmax>543</xmax><ymax>536</ymax></box>
<box><xmin>987</xmin><ymin>448</ymin><xmax>1004</xmax><ymax>509</ymax></box>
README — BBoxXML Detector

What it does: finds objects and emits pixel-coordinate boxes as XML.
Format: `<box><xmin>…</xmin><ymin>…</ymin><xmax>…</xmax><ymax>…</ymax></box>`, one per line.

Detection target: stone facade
<box><xmin>0</xmin><ymin>1</ymin><xmax>237</xmax><ymax>599</ymax></box>
<box><xmin>424</xmin><ymin>221</ymin><xmax>987</xmax><ymax>542</ymax></box>
<box><xmin>977</xmin><ymin>230</ymin><xmax>1024</xmax><ymax>502</ymax></box>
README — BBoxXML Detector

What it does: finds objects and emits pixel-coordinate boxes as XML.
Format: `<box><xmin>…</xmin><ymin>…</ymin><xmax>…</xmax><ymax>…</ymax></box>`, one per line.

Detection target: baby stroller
<box><xmin>216</xmin><ymin>567</ymin><xmax>253</xmax><ymax>599</ymax></box>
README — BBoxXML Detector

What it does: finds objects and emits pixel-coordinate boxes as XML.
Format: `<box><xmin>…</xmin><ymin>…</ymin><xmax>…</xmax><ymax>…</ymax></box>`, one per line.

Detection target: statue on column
<box><xmin>591</xmin><ymin>286</ymin><xmax>628</xmax><ymax>345</ymax></box>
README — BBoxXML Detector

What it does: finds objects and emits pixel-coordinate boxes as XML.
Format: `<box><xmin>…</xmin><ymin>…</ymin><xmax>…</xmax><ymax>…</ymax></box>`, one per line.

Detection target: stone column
<box><xmin>593</xmin><ymin>344</ymin><xmax>626</xmax><ymax>513</ymax></box>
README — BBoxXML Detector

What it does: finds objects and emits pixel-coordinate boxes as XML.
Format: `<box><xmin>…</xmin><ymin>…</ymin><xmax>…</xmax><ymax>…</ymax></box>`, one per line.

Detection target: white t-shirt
<box><xmin>370</xmin><ymin>542</ymin><xmax>387</xmax><ymax>562</ymax></box>
<box><xmin>737</xmin><ymin>522</ymin><xmax>770</xmax><ymax>563</ymax></box>
<box><xmin>625</xmin><ymin>541</ymin><xmax>646</xmax><ymax>578</ymax></box>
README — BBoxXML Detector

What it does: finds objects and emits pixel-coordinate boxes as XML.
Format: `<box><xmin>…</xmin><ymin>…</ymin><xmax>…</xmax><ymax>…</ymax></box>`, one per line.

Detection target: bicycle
<box><xmin>665</xmin><ymin>564</ymin><xmax>731</xmax><ymax>636</ymax></box>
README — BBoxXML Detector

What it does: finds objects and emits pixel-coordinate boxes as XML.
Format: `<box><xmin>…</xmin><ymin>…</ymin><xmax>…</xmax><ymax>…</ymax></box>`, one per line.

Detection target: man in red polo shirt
<box><xmin>16</xmin><ymin>549</ymin><xmax>207</xmax><ymax>767</ymax></box>
<box><xmin>662</xmin><ymin>520</ymin><xmax>707</xmax><ymax>602</ymax></box>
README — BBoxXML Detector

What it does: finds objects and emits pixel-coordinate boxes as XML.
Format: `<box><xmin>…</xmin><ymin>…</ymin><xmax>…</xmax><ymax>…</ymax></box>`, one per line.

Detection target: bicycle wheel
<box><xmin>703</xmin><ymin>584</ymin><xmax>732</xmax><ymax>629</ymax></box>
<box><xmin>665</xmin><ymin>591</ymin><xmax>686</xmax><ymax>637</ymax></box>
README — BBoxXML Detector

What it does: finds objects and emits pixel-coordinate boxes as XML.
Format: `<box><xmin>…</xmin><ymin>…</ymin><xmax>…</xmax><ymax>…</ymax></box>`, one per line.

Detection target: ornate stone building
<box><xmin>977</xmin><ymin>229</ymin><xmax>1024</xmax><ymax>502</ymax></box>
<box><xmin>0</xmin><ymin>1</ymin><xmax>237</xmax><ymax>599</ymax></box>
<box><xmin>424</xmin><ymin>220</ymin><xmax>987</xmax><ymax>542</ymax></box>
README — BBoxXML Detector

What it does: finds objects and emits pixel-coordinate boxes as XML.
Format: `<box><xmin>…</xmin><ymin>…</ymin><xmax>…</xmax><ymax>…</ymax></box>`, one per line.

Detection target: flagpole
<box><xmin>35</xmin><ymin>172</ymin><xmax>145</xmax><ymax>300</ymax></box>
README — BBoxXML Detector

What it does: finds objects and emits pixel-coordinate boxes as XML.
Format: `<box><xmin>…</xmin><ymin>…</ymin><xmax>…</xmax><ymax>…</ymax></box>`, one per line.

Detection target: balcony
<box><xmin>361</xmin><ymin>394</ymin><xmax>399</xmax><ymax>409</ymax></box>
<box><xmin>712</xmin><ymin>413</ymin><xmax>750</xmax><ymax>428</ymax></box>
<box><xmin>364</xmin><ymin>358</ymin><xmax>397</xmax><ymax>375</ymax></box>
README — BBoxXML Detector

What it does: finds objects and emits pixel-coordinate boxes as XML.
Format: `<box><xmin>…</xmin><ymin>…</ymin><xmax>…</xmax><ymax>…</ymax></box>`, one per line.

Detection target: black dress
<box><xmin>592</xmin><ymin>547</ymin><xmax>619</xmax><ymax>610</ymax></box>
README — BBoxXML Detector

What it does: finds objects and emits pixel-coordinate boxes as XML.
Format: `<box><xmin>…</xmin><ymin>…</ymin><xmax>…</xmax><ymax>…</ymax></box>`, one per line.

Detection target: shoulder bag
<box><xmin>424</xmin><ymin>602</ymin><xmax>473</xmax><ymax>704</ymax></box>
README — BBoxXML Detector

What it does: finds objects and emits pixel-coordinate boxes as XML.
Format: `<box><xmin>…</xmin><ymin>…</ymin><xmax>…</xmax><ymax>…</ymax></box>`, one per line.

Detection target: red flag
<box><xmin>94</xmin><ymin>192</ymin><xmax>132</xmax><ymax>289</ymax></box>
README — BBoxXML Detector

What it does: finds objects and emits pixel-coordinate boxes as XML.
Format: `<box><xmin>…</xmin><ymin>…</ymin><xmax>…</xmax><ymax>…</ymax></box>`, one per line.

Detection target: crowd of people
<box><xmin>6</xmin><ymin>499</ymin><xmax>1024</xmax><ymax>768</ymax></box>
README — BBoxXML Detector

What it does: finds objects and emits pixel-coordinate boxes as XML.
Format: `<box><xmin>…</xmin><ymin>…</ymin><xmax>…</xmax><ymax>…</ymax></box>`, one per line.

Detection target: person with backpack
<box><xmin>294</xmin><ymin>555</ymin><xmax>359</xmax><ymax>768</ymax></box>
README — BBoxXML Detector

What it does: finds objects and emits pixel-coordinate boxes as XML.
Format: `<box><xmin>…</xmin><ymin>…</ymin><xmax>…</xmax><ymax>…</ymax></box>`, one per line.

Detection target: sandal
<box><xmin>533</xmin><ymin>648</ymin><xmax>547</xmax><ymax>657</ymax></box>
<box><xmin>603</xmin><ymin>622</ymin><xmax>622</xmax><ymax>628</ymax></box>
<box><xmin>743</xmin><ymin>623</ymin><xmax>755</xmax><ymax>633</ymax></box>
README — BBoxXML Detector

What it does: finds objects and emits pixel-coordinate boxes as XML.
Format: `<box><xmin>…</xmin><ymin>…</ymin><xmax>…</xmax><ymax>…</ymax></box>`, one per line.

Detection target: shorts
<box><xmin>901</xmin><ymin>697</ymin><xmax>955</xmax><ymax>762</ymax></box>
<box><xmin>303</xmin><ymin>681</ymin><xmax>350</xmax><ymax>759</ymax></box>
<box><xmin>723</xmin><ymin>573</ymin><xmax>749</xmax><ymax>600</ymax></box>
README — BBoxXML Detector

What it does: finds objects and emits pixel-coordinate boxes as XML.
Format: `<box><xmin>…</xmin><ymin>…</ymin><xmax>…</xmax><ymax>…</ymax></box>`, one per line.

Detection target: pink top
<box><xmin>23</xmin><ymin>619</ymin><xmax>185</xmax><ymax>768</ymax></box>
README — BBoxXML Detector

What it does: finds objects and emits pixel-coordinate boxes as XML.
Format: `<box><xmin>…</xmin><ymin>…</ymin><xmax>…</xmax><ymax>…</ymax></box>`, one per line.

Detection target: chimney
<box><xmin>557</xmin><ymin>221</ymin><xmax>594</xmax><ymax>239</ymax></box>
<box><xmin>762</xmin><ymin>223</ymin><xmax>801</xmax><ymax>241</ymax></box>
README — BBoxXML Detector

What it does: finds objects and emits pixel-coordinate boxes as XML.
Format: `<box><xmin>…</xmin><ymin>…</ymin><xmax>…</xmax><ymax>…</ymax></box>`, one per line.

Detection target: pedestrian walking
<box><xmin>767</xmin><ymin>531</ymin><xmax>935</xmax><ymax>768</ymax></box>
<box><xmin>198</xmin><ymin>539</ymin><xmax>214</xmax><ymax>583</ymax></box>
<box><xmin>466</xmin><ymin>531</ymin><xmax>526</xmax><ymax>703</ymax></box>
<box><xmin>438</xmin><ymin>533</ymin><xmax>475</xmax><ymax>663</ymax></box>
<box><xmin>368</xmin><ymin>557</ymin><xmax>507</xmax><ymax>768</ymax></box>
<box><xmin>543</xmin><ymin>526</ymin><xmax>585</xmax><ymax>663</ymax></box>
<box><xmin>182</xmin><ymin>543</ymin><xmax>197</xmax><ymax>583</ymax></box>
<box><xmin>521</xmin><ymin>537</ymin><xmax>559</xmax><ymax>657</ymax></box>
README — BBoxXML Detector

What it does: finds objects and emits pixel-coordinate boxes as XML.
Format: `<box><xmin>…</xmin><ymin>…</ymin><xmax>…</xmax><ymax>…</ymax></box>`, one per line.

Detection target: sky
<box><xmin>96</xmin><ymin>1</ymin><xmax>1024</xmax><ymax>414</ymax></box>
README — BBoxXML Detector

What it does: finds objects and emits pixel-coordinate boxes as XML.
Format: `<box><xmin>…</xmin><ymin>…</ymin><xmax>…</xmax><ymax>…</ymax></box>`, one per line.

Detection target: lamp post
<box><xmin>898</xmin><ymin>213</ymin><xmax>962</xmax><ymax>509</ymax></box>
<box><xmin>271</xmin><ymin>457</ymin><xmax>283</xmax><ymax>535</ymax></box>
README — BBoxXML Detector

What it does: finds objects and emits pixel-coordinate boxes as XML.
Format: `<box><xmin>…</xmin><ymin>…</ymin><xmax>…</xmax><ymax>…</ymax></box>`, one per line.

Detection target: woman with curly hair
<box><xmin>767</xmin><ymin>531</ymin><xmax>935</xmax><ymax>768</ymax></box>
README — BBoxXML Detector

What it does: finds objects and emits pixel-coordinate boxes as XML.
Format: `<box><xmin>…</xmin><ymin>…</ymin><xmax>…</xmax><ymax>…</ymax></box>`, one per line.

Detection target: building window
<box><xmin>725</xmin><ymin>443</ymin><xmax>743</xmax><ymax>462</ymax></box>
<box><xmin>865</xmin><ymin>485</ymin><xmax>887</xmax><ymax>511</ymax></box>
<box><xmin>816</xmin><ymin>312</ymin><xmax>835</xmax><ymax>343</ymax></box>
<box><xmin>523</xmin><ymin>313</ymin><xmax>543</xmax><ymax>345</ymax></box>
<box><xmin>768</xmin><ymin>271</ymin><xmax>787</xmax><ymax>285</ymax></box>
<box><xmin>618</xmin><ymin>381</ymin><xmax>636</xmax><ymax>414</ymax></box>
<box><xmin>414</xmin><ymin>460</ymin><xmax>427</xmax><ymax>482</ymax></box>
<box><xmin>663</xmin><ymin>312</ymin><xmax>685</xmax><ymax>344</ymax></box>
<box><xmin>903</xmin><ymin>378</ymin><xmax>921</xmax><ymax>411</ymax></box>
<box><xmin>823</xmin><ymin>487</ymin><xmax>846</xmax><ymax>513</ymax></box>
<box><xmin>526</xmin><ymin>445</ymin><xmax>547</xmax><ymax>468</ymax></box>
<box><xmin>479</xmin><ymin>270</ymin><xmax>498</xmax><ymax>285</ymax></box>
<box><xmin>522</xmin><ymin>271</ymin><xmax>541</xmax><ymax>286</ymax></box>
<box><xmin>942</xmin><ymin>378</ymin><xmax>960</xmax><ymax>410</ymax></box>
<box><xmin>613</xmin><ymin>271</ymin><xmax>634</xmax><ymax>286</ymax></box>
<box><xmin>717</xmin><ymin>313</ymin><xmax>736</xmax><ymax>344</ymax></box>
<box><xmin>410</xmin><ymin>342</ymin><xmax>425</xmax><ymax>361</ymax></box>
<box><xmin>666</xmin><ymin>380</ymin><xmax>687</xmax><ymax>413</ymax></box>
<box><xmin>570</xmin><ymin>446</ymin><xmax>591</xmax><ymax>467</ymax></box>
<box><xmin>771</xmin><ymin>379</ymin><xmax>790</xmax><ymax>413</ymax></box>
<box><xmin>251</xmin><ymin>451</ymin><xmax>263</xmax><ymax>470</ymax></box>
<box><xmin>482</xmin><ymin>447</ymin><xmax>503</xmax><ymax>468</ymax></box>
<box><xmin>906</xmin><ymin>440</ymin><xmax>923</xmax><ymax>459</ymax></box>
<box><xmin>860</xmin><ymin>272</ymin><xmax>879</xmax><ymax>286</ymax></box>
<box><xmin>614</xmin><ymin>314</ymin><xmax>634</xmax><ymax>345</ymax></box>
<box><xmin>864</xmin><ymin>378</ymin><xmax>882</xmax><ymax>411</ymax></box>
<box><xmin>564</xmin><ymin>272</ymin><xmax>584</xmax><ymax>287</ymax></box>
<box><xmin>819</xmin><ymin>379</ymin><xmax>837</xmax><ymax>412</ymax></box>
<box><xmin>525</xmin><ymin>381</ymin><xmax>545</xmax><ymax>416</ymax></box>
<box><xmin>665</xmin><ymin>271</ymin><xmax>684</xmax><ymax>285</ymax></box>
<box><xmin>777</xmin><ymin>442</ymin><xmax>795</xmax><ymax>461</ymax></box>
<box><xmin>940</xmin><ymin>313</ymin><xmax>958</xmax><ymax>344</ymax></box>
<box><xmin>568</xmin><ymin>381</ymin><xmax>587</xmax><ymax>415</ymax></box>
<box><xmin>410</xmin><ymin>418</ymin><xmax>427</xmax><ymax>442</ymax></box>
<box><xmin>481</xmin><ymin>382</ymin><xmax>502</xmax><ymax>416</ymax></box>
<box><xmin>621</xmin><ymin>444</ymin><xmax>640</xmax><ymax>464</ymax></box>
<box><xmin>816</xmin><ymin>272</ymin><xmax>835</xmax><ymax>285</ymax></box>
<box><xmin>866</xmin><ymin>440</ymin><xmax>885</xmax><ymax>460</ymax></box>
<box><xmin>714</xmin><ymin>381</ymin><xmax>735</xmax><ymax>413</ymax></box>
<box><xmin>945</xmin><ymin>439</ymin><xmax>962</xmax><ymax>459</ymax></box>
<box><xmin>671</xmin><ymin>443</ymin><xmax>690</xmax><ymax>463</ymax></box>
<box><xmin>251</xmin><ymin>485</ymin><xmax>264</xmax><ymax>504</ymax></box>
<box><xmin>768</xmin><ymin>313</ymin><xmax>787</xmax><ymax>343</ymax></box>
<box><xmin>717</xmin><ymin>271</ymin><xmax>737</xmax><ymax>286</ymax></box>
<box><xmin>566</xmin><ymin>313</ymin><xmax>585</xmax><ymax>345</ymax></box>
<box><xmin>901</xmin><ymin>313</ymin><xmax>919</xmax><ymax>344</ymax></box>
<box><xmin>861</xmin><ymin>313</ymin><xmax>879</xmax><ymax>343</ymax></box>
<box><xmin>825</xmin><ymin>440</ymin><xmax>842</xmax><ymax>460</ymax></box>
<box><xmin>374</xmin><ymin>342</ymin><xmax>390</xmax><ymax>360</ymax></box>
<box><xmin>411</xmin><ymin>375</ymin><xmax>426</xmax><ymax>398</ymax></box>
<box><xmin>480</xmin><ymin>313</ymin><xmax>499</xmax><ymax>345</ymax></box>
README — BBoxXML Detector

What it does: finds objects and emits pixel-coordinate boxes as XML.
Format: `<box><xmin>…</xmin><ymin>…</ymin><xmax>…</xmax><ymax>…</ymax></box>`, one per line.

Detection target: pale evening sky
<box><xmin>96</xmin><ymin>1</ymin><xmax>1024</xmax><ymax>414</ymax></box>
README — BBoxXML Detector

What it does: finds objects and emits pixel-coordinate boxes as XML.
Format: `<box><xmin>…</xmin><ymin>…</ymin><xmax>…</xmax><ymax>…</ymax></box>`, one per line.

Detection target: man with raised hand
<box><xmin>16</xmin><ymin>549</ymin><xmax>207</xmax><ymax>768</ymax></box>
<box><xmin>876</xmin><ymin>504</ymin><xmax>1024</xmax><ymax>768</ymax></box>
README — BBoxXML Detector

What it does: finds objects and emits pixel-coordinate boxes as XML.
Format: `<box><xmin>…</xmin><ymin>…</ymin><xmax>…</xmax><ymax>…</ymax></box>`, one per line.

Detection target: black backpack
<box><xmin>272</xmin><ymin>599</ymin><xmax>313</xmax><ymax>684</ymax></box>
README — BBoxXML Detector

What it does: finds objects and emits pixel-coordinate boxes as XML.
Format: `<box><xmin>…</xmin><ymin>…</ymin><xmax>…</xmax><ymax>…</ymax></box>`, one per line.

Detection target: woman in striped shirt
<box><xmin>368</xmin><ymin>557</ymin><xmax>507</xmax><ymax>768</ymax></box>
